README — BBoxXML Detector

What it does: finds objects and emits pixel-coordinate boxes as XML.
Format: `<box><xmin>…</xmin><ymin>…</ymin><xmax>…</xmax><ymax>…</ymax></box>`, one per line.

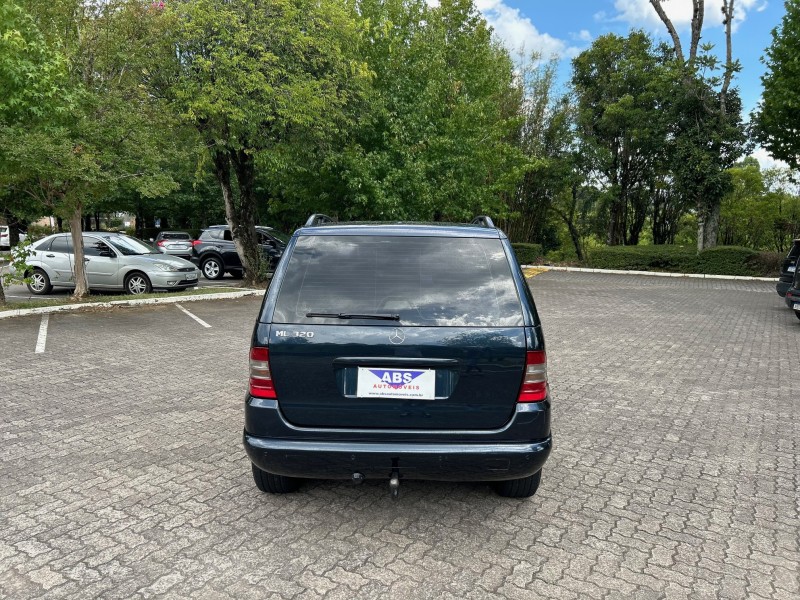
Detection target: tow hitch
<box><xmin>389</xmin><ymin>459</ymin><xmax>400</xmax><ymax>500</ymax></box>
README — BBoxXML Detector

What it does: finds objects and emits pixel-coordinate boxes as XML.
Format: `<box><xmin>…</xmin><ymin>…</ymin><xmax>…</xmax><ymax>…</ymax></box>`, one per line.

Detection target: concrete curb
<box><xmin>521</xmin><ymin>265</ymin><xmax>778</xmax><ymax>282</ymax></box>
<box><xmin>0</xmin><ymin>289</ymin><xmax>264</xmax><ymax>320</ymax></box>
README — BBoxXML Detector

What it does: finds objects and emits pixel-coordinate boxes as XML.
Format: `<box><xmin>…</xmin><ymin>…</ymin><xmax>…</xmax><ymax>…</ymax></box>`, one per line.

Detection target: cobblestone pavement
<box><xmin>1</xmin><ymin>272</ymin><xmax>798</xmax><ymax>599</ymax></box>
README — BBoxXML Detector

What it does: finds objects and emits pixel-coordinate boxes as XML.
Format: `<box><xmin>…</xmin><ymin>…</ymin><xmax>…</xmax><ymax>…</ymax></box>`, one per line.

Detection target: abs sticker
<box><xmin>356</xmin><ymin>367</ymin><xmax>436</xmax><ymax>400</ymax></box>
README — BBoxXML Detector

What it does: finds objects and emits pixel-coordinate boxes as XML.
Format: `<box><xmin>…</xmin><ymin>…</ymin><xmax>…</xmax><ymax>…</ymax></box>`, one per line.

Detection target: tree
<box><xmin>1</xmin><ymin>0</ymin><xmax>179</xmax><ymax>299</ymax></box>
<box><xmin>0</xmin><ymin>1</ymin><xmax>69</xmax><ymax>304</ymax></box>
<box><xmin>280</xmin><ymin>0</ymin><xmax>525</xmax><ymax>226</ymax></box>
<box><xmin>754</xmin><ymin>0</ymin><xmax>800</xmax><ymax>171</ymax></box>
<box><xmin>649</xmin><ymin>0</ymin><xmax>746</xmax><ymax>249</ymax></box>
<box><xmin>162</xmin><ymin>0</ymin><xmax>366</xmax><ymax>286</ymax></box>
<box><xmin>572</xmin><ymin>32</ymin><xmax>667</xmax><ymax>246</ymax></box>
<box><xmin>501</xmin><ymin>55</ymin><xmax>574</xmax><ymax>247</ymax></box>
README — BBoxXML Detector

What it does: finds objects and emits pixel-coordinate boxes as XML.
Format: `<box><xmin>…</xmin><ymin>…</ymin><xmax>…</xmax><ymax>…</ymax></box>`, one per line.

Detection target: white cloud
<box><xmin>474</xmin><ymin>0</ymin><xmax>577</xmax><ymax>59</ymax></box>
<box><xmin>609</xmin><ymin>0</ymin><xmax>768</xmax><ymax>33</ymax></box>
<box><xmin>751</xmin><ymin>146</ymin><xmax>788</xmax><ymax>171</ymax></box>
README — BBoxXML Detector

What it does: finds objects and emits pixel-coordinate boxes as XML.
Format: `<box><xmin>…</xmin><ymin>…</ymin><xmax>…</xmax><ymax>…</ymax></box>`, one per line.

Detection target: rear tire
<box><xmin>230</xmin><ymin>270</ymin><xmax>244</xmax><ymax>279</ymax></box>
<box><xmin>794</xmin><ymin>310</ymin><xmax>800</xmax><ymax>321</ymax></box>
<box><xmin>251</xmin><ymin>464</ymin><xmax>301</xmax><ymax>494</ymax></box>
<box><xmin>494</xmin><ymin>470</ymin><xmax>542</xmax><ymax>498</ymax></box>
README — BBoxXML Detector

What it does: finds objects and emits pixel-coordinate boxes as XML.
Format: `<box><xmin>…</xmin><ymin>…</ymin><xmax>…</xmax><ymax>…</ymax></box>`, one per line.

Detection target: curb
<box><xmin>0</xmin><ymin>289</ymin><xmax>264</xmax><ymax>320</ymax></box>
<box><xmin>521</xmin><ymin>265</ymin><xmax>778</xmax><ymax>282</ymax></box>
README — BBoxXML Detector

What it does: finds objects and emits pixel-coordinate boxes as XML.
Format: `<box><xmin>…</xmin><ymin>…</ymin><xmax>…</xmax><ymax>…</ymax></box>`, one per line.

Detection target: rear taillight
<box><xmin>157</xmin><ymin>240</ymin><xmax>166</xmax><ymax>246</ymax></box>
<box><xmin>249</xmin><ymin>347</ymin><xmax>276</xmax><ymax>398</ymax></box>
<box><xmin>518</xmin><ymin>350</ymin><xmax>547</xmax><ymax>402</ymax></box>
<box><xmin>191</xmin><ymin>240</ymin><xmax>202</xmax><ymax>247</ymax></box>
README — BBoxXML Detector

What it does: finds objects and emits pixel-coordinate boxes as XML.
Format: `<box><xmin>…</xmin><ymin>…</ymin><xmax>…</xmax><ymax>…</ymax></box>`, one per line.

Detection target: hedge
<box><xmin>511</xmin><ymin>243</ymin><xmax>544</xmax><ymax>265</ymax></box>
<box><xmin>587</xmin><ymin>245</ymin><xmax>779</xmax><ymax>277</ymax></box>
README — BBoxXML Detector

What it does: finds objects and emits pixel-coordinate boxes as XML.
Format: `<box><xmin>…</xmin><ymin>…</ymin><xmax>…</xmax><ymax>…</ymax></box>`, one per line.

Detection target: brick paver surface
<box><xmin>1</xmin><ymin>273</ymin><xmax>798</xmax><ymax>599</ymax></box>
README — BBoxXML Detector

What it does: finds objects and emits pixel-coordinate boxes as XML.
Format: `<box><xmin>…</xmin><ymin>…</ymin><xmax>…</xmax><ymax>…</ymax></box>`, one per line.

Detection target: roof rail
<box><xmin>470</xmin><ymin>215</ymin><xmax>496</xmax><ymax>229</ymax></box>
<box><xmin>304</xmin><ymin>214</ymin><xmax>335</xmax><ymax>227</ymax></box>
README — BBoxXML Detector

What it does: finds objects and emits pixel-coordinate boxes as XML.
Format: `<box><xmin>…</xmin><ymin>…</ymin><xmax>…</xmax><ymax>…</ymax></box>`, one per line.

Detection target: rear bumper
<box><xmin>243</xmin><ymin>396</ymin><xmax>551</xmax><ymax>482</ymax></box>
<box><xmin>244</xmin><ymin>434</ymin><xmax>551</xmax><ymax>482</ymax></box>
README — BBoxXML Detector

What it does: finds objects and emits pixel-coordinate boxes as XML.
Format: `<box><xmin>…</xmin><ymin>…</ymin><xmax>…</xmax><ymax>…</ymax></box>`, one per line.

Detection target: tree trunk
<box><xmin>703</xmin><ymin>201</ymin><xmax>720</xmax><ymax>249</ymax></box>
<box><xmin>56</xmin><ymin>216</ymin><xmax>63</xmax><ymax>232</ymax></box>
<box><xmin>69</xmin><ymin>206</ymin><xmax>89</xmax><ymax>299</ymax></box>
<box><xmin>94</xmin><ymin>211</ymin><xmax>100</xmax><ymax>231</ymax></box>
<box><xmin>0</xmin><ymin>278</ymin><xmax>6</xmax><ymax>306</ymax></box>
<box><xmin>226</xmin><ymin>149</ymin><xmax>264</xmax><ymax>287</ymax></box>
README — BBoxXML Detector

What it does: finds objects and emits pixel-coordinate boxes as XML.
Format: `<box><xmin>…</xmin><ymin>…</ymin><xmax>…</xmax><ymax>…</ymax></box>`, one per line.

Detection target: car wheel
<box><xmin>251</xmin><ymin>464</ymin><xmax>301</xmax><ymax>494</ymax></box>
<box><xmin>125</xmin><ymin>272</ymin><xmax>152</xmax><ymax>295</ymax></box>
<box><xmin>230</xmin><ymin>270</ymin><xmax>244</xmax><ymax>279</ymax></box>
<box><xmin>795</xmin><ymin>310</ymin><xmax>800</xmax><ymax>321</ymax></box>
<box><xmin>202</xmin><ymin>257</ymin><xmax>224</xmax><ymax>280</ymax></box>
<box><xmin>27</xmin><ymin>268</ymin><xmax>52</xmax><ymax>295</ymax></box>
<box><xmin>494</xmin><ymin>470</ymin><xmax>542</xmax><ymax>498</ymax></box>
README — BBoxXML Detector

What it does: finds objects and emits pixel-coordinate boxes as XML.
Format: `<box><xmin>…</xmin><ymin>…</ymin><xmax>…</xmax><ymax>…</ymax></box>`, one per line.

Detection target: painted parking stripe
<box><xmin>176</xmin><ymin>304</ymin><xmax>211</xmax><ymax>328</ymax></box>
<box><xmin>35</xmin><ymin>314</ymin><xmax>49</xmax><ymax>353</ymax></box>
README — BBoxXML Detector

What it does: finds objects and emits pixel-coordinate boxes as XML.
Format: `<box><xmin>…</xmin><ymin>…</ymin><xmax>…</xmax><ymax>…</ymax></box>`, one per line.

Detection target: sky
<box><xmin>471</xmin><ymin>0</ymin><xmax>788</xmax><ymax>167</ymax></box>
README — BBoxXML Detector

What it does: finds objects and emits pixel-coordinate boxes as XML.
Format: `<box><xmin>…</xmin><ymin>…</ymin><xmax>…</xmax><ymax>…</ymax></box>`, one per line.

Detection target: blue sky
<box><xmin>472</xmin><ymin>0</ymin><xmax>788</xmax><ymax>165</ymax></box>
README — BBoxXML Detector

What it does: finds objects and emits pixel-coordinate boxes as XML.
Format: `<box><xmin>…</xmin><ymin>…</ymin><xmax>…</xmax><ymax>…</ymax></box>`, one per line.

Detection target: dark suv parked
<box><xmin>191</xmin><ymin>225</ymin><xmax>288</xmax><ymax>279</ymax></box>
<box><xmin>243</xmin><ymin>215</ymin><xmax>552</xmax><ymax>498</ymax></box>
<box><xmin>776</xmin><ymin>239</ymin><xmax>800</xmax><ymax>297</ymax></box>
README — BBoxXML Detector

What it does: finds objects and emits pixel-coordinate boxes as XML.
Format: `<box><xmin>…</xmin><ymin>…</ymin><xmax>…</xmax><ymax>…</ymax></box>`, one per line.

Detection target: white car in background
<box><xmin>0</xmin><ymin>226</ymin><xmax>27</xmax><ymax>249</ymax></box>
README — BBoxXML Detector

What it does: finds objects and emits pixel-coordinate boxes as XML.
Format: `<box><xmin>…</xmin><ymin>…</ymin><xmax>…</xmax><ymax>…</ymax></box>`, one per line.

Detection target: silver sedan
<box><xmin>23</xmin><ymin>232</ymin><xmax>201</xmax><ymax>295</ymax></box>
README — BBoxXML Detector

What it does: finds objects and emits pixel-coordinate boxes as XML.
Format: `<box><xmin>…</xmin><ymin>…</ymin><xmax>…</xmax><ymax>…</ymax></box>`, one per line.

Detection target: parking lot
<box><xmin>1</xmin><ymin>271</ymin><xmax>798</xmax><ymax>599</ymax></box>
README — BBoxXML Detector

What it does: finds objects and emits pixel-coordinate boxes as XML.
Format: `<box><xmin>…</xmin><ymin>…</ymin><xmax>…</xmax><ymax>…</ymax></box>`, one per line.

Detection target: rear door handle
<box><xmin>46</xmin><ymin>254</ymin><xmax>55</xmax><ymax>257</ymax></box>
<box><xmin>84</xmin><ymin>258</ymin><xmax>90</xmax><ymax>262</ymax></box>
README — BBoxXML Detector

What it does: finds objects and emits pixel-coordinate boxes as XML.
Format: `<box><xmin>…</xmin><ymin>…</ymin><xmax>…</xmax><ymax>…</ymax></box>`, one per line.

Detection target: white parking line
<box><xmin>35</xmin><ymin>314</ymin><xmax>49</xmax><ymax>353</ymax></box>
<box><xmin>176</xmin><ymin>304</ymin><xmax>211</xmax><ymax>328</ymax></box>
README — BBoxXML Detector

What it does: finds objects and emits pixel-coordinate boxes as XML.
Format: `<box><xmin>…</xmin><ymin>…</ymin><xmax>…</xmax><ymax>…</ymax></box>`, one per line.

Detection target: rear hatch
<box><xmin>264</xmin><ymin>233</ymin><xmax>529</xmax><ymax>430</ymax></box>
<box><xmin>780</xmin><ymin>241</ymin><xmax>800</xmax><ymax>278</ymax></box>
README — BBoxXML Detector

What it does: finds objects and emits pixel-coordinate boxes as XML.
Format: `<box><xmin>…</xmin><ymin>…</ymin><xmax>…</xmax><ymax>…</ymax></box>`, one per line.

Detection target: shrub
<box><xmin>748</xmin><ymin>251</ymin><xmax>782</xmax><ymax>278</ymax></box>
<box><xmin>588</xmin><ymin>245</ymin><xmax>774</xmax><ymax>277</ymax></box>
<box><xmin>511</xmin><ymin>243</ymin><xmax>544</xmax><ymax>265</ymax></box>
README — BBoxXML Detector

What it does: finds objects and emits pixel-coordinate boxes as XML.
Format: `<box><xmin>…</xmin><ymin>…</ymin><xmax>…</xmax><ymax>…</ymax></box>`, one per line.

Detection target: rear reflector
<box><xmin>518</xmin><ymin>350</ymin><xmax>548</xmax><ymax>402</ymax></box>
<box><xmin>249</xmin><ymin>347</ymin><xmax>276</xmax><ymax>399</ymax></box>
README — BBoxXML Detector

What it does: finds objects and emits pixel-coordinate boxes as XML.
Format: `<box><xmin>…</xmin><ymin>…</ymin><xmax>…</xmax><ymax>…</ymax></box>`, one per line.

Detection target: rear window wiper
<box><xmin>306</xmin><ymin>312</ymin><xmax>400</xmax><ymax>321</ymax></box>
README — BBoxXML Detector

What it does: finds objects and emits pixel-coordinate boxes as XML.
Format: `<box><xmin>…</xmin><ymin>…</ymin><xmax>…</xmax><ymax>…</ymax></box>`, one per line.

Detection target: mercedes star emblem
<box><xmin>389</xmin><ymin>328</ymin><xmax>406</xmax><ymax>345</ymax></box>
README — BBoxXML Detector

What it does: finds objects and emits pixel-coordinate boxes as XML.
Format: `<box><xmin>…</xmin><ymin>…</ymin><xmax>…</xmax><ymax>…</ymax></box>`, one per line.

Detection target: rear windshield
<box><xmin>271</xmin><ymin>236</ymin><xmax>524</xmax><ymax>327</ymax></box>
<box><xmin>789</xmin><ymin>241</ymin><xmax>800</xmax><ymax>259</ymax></box>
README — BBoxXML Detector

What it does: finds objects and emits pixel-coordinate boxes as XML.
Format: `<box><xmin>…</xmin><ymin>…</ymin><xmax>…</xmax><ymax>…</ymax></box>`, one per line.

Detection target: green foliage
<box><xmin>587</xmin><ymin>244</ymin><xmax>772</xmax><ymax>276</ymax></box>
<box><xmin>511</xmin><ymin>243</ymin><xmax>544</xmax><ymax>265</ymax></box>
<box><xmin>1</xmin><ymin>238</ymin><xmax>33</xmax><ymax>288</ymax></box>
<box><xmin>279</xmin><ymin>0</ymin><xmax>525</xmax><ymax>224</ymax></box>
<box><xmin>754</xmin><ymin>0</ymin><xmax>800</xmax><ymax>171</ymax></box>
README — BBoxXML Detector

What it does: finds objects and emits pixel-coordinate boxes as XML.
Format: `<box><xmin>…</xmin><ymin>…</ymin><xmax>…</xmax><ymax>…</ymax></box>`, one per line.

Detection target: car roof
<box><xmin>294</xmin><ymin>222</ymin><xmax>504</xmax><ymax>239</ymax></box>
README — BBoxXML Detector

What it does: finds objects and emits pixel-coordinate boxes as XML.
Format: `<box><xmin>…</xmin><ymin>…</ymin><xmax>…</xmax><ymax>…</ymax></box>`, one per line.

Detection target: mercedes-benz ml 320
<box><xmin>243</xmin><ymin>215</ymin><xmax>552</xmax><ymax>498</ymax></box>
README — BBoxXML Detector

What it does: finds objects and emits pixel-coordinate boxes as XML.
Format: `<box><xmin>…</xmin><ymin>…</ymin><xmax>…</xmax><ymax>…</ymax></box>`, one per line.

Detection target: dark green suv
<box><xmin>243</xmin><ymin>215</ymin><xmax>552</xmax><ymax>498</ymax></box>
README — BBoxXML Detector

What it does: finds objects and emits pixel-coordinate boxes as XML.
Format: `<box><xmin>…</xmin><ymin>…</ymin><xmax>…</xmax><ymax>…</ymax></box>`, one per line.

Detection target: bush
<box><xmin>748</xmin><ymin>251</ymin><xmax>782</xmax><ymax>278</ymax></box>
<box><xmin>588</xmin><ymin>245</ymin><xmax>774</xmax><ymax>277</ymax></box>
<box><xmin>588</xmin><ymin>245</ymin><xmax>695</xmax><ymax>271</ymax></box>
<box><xmin>511</xmin><ymin>243</ymin><xmax>544</xmax><ymax>265</ymax></box>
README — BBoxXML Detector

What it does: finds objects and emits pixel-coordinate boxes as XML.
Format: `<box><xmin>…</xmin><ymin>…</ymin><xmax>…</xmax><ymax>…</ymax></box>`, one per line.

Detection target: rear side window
<box><xmin>272</xmin><ymin>236</ymin><xmax>523</xmax><ymax>327</ymax></box>
<box><xmin>50</xmin><ymin>236</ymin><xmax>74</xmax><ymax>253</ymax></box>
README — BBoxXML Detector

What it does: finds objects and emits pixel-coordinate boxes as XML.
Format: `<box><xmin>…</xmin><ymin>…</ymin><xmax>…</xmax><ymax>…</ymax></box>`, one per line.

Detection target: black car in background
<box><xmin>243</xmin><ymin>215</ymin><xmax>552</xmax><ymax>499</ymax></box>
<box><xmin>191</xmin><ymin>225</ymin><xmax>289</xmax><ymax>279</ymax></box>
<box><xmin>776</xmin><ymin>239</ymin><xmax>800</xmax><ymax>297</ymax></box>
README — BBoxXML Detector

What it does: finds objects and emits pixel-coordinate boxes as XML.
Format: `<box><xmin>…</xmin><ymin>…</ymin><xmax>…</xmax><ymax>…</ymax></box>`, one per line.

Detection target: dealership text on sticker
<box><xmin>356</xmin><ymin>367</ymin><xmax>436</xmax><ymax>400</ymax></box>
